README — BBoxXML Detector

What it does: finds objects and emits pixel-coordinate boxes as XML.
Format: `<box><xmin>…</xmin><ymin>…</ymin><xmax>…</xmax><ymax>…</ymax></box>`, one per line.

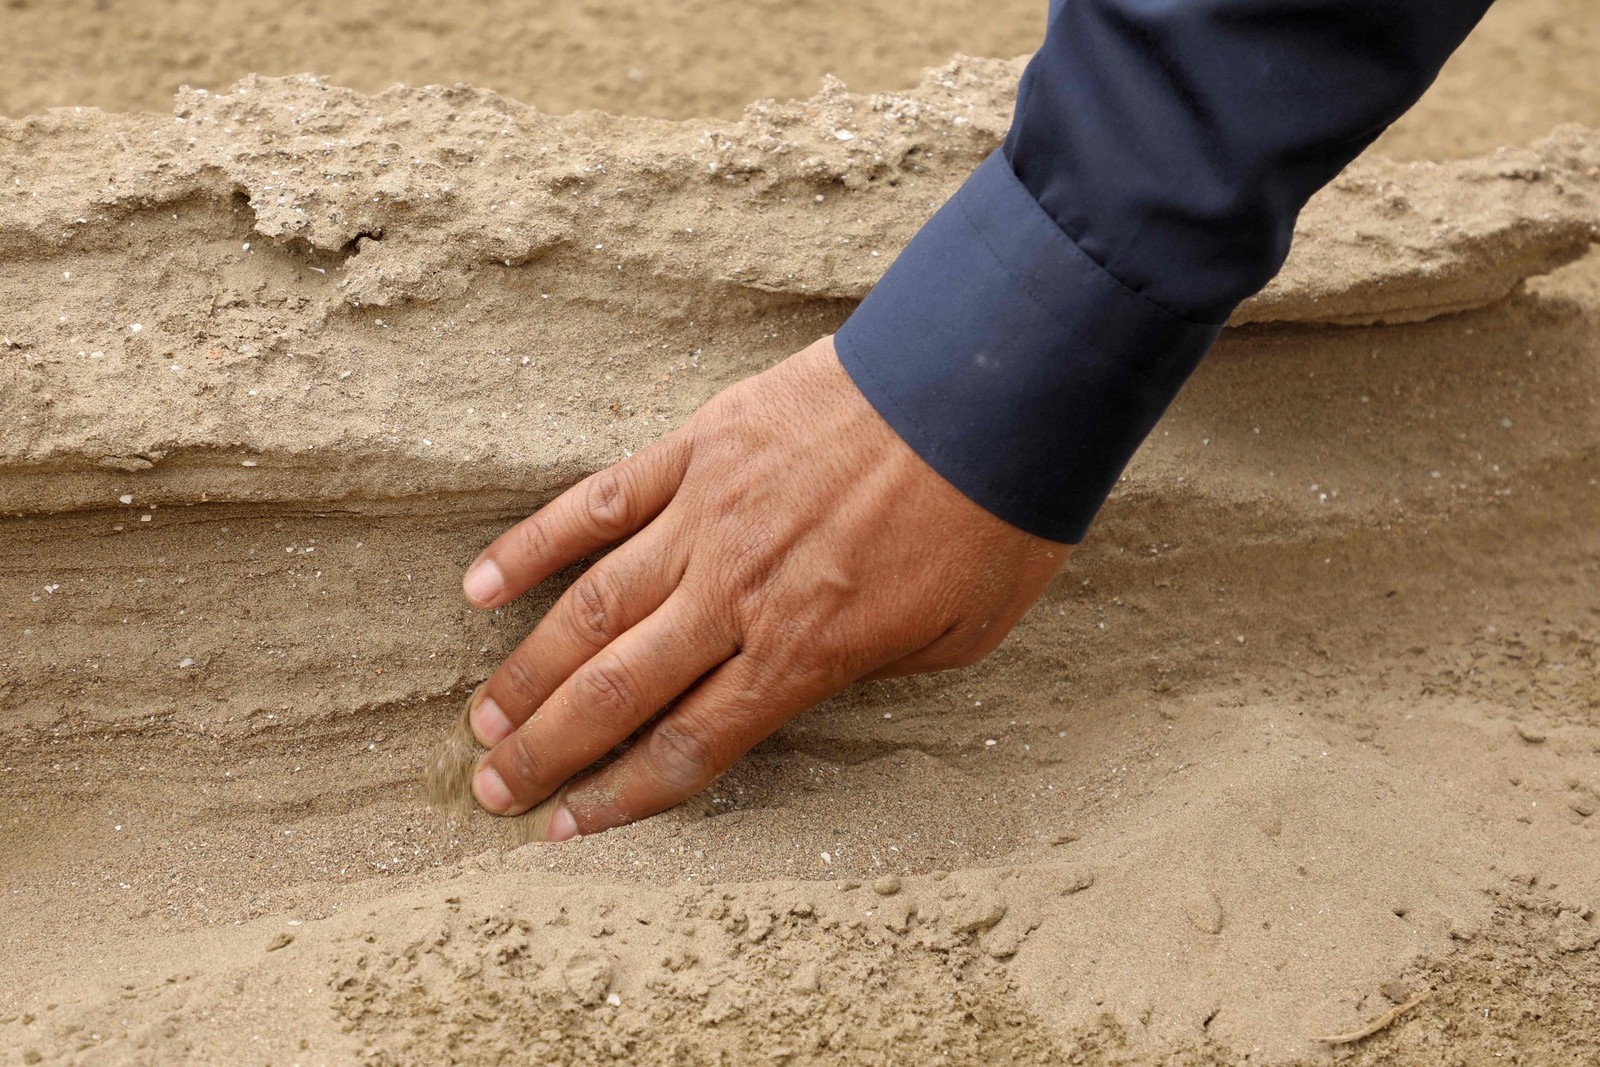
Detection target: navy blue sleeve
<box><xmin>834</xmin><ymin>0</ymin><xmax>1494</xmax><ymax>543</ymax></box>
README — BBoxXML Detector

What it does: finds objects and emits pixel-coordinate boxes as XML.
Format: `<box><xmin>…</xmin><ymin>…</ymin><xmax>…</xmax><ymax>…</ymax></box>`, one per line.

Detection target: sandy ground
<box><xmin>2</xmin><ymin>1</ymin><xmax>1599</xmax><ymax>1064</ymax></box>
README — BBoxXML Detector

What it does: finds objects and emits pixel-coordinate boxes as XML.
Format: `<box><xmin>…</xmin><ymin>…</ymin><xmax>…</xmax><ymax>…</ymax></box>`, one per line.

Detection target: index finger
<box><xmin>463</xmin><ymin>434</ymin><xmax>691</xmax><ymax>609</ymax></box>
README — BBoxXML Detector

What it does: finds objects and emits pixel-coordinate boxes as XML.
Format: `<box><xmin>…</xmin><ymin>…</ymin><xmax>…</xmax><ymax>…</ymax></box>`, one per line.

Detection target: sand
<box><xmin>2</xmin><ymin>1</ymin><xmax>1599</xmax><ymax>1064</ymax></box>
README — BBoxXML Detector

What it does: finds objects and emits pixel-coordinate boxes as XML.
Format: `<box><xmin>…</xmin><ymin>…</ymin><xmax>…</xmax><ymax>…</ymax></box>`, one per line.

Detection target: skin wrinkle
<box><xmin>471</xmin><ymin>535</ymin><xmax>684</xmax><ymax>740</ymax></box>
<box><xmin>458</xmin><ymin>335</ymin><xmax>1070</xmax><ymax>836</ymax></box>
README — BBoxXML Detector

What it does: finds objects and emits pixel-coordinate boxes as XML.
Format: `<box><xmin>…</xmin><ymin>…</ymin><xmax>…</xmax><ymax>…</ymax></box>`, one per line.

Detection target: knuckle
<box><xmin>512</xmin><ymin>516</ymin><xmax>554</xmax><ymax>566</ymax></box>
<box><xmin>500</xmin><ymin>729</ymin><xmax>550</xmax><ymax>794</ymax></box>
<box><xmin>570</xmin><ymin>655</ymin><xmax>643</xmax><ymax>731</ymax></box>
<box><xmin>751</xmin><ymin>617</ymin><xmax>857</xmax><ymax>688</ymax></box>
<box><xmin>496</xmin><ymin>651</ymin><xmax>545</xmax><ymax>703</ymax></box>
<box><xmin>584</xmin><ymin>470</ymin><xmax>633</xmax><ymax>537</ymax></box>
<box><xmin>647</xmin><ymin>717</ymin><xmax>719</xmax><ymax>791</ymax></box>
<box><xmin>568</xmin><ymin>570</ymin><xmax>623</xmax><ymax>645</ymax></box>
<box><xmin>721</xmin><ymin>521</ymin><xmax>782</xmax><ymax>612</ymax></box>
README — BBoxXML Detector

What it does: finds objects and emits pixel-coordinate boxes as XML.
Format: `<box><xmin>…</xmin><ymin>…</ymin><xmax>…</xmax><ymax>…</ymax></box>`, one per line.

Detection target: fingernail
<box><xmin>547</xmin><ymin>804</ymin><xmax>579</xmax><ymax>843</ymax></box>
<box><xmin>462</xmin><ymin>559</ymin><xmax>505</xmax><ymax>606</ymax></box>
<box><xmin>471</xmin><ymin>695</ymin><xmax>514</xmax><ymax>746</ymax></box>
<box><xmin>472</xmin><ymin>766</ymin><xmax>516</xmax><ymax>814</ymax></box>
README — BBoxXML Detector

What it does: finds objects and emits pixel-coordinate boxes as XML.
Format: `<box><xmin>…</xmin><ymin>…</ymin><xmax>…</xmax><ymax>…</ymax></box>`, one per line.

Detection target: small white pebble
<box><xmin>178</xmin><ymin>657</ymin><xmax>195</xmax><ymax>668</ymax></box>
<box><xmin>820</xmin><ymin>851</ymin><xmax>832</xmax><ymax>864</ymax></box>
<box><xmin>119</xmin><ymin>494</ymin><xmax>134</xmax><ymax>505</ymax></box>
<box><xmin>606</xmin><ymin>994</ymin><xmax>622</xmax><ymax>1007</ymax></box>
<box><xmin>140</xmin><ymin>514</ymin><xmax>152</xmax><ymax>523</ymax></box>
<box><xmin>985</xmin><ymin>739</ymin><xmax>997</xmax><ymax>747</ymax></box>
<box><xmin>833</xmin><ymin>129</ymin><xmax>855</xmax><ymax>141</ymax></box>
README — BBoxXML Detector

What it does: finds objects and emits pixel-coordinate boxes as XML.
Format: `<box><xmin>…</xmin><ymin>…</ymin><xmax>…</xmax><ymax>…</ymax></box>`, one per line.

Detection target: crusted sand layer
<box><xmin>3</xmin><ymin>46</ymin><xmax>1600</xmax><ymax>1067</ymax></box>
<box><xmin>1</xmin><ymin>0</ymin><xmax>1593</xmax><ymax>162</ymax></box>
<box><xmin>2</xmin><ymin>70</ymin><xmax>1597</xmax><ymax>517</ymax></box>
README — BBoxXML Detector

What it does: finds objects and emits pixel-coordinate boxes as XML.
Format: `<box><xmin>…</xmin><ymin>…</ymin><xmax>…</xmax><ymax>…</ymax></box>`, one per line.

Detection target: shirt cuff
<box><xmin>834</xmin><ymin>150</ymin><xmax>1225</xmax><ymax>544</ymax></box>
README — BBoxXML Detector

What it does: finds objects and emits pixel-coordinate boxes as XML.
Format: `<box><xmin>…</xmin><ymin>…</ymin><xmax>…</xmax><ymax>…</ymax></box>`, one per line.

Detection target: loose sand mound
<box><xmin>4</xmin><ymin>30</ymin><xmax>1600</xmax><ymax>1067</ymax></box>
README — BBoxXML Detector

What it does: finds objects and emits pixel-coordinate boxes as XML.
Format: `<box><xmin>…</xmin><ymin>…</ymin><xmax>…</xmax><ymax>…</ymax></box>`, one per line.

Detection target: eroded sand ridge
<box><xmin>2</xmin><ymin>44</ymin><xmax>1599</xmax><ymax>1067</ymax></box>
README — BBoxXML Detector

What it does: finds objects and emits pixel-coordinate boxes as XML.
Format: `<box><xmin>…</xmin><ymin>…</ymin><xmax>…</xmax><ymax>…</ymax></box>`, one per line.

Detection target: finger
<box><xmin>462</xmin><ymin>435</ymin><xmax>690</xmax><ymax>609</ymax></box>
<box><xmin>469</xmin><ymin>528</ymin><xmax>686</xmax><ymax>745</ymax></box>
<box><xmin>472</xmin><ymin>593</ymin><xmax>737</xmax><ymax>816</ymax></box>
<box><xmin>552</xmin><ymin>655</ymin><xmax>832</xmax><ymax>837</ymax></box>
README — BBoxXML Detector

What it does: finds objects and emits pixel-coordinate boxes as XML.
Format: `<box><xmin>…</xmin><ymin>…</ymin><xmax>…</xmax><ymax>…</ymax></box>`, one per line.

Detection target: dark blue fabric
<box><xmin>835</xmin><ymin>0</ymin><xmax>1493</xmax><ymax>543</ymax></box>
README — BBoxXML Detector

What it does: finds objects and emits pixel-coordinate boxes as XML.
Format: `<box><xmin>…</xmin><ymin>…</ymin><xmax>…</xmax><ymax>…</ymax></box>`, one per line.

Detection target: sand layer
<box><xmin>4</xmin><ymin>3</ymin><xmax>1600</xmax><ymax>1065</ymax></box>
<box><xmin>1</xmin><ymin>0</ymin><xmax>1596</xmax><ymax>162</ymax></box>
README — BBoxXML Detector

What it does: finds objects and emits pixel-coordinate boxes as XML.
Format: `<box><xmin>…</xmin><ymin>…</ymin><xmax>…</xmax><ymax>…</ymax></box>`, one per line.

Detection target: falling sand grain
<box><xmin>425</xmin><ymin>685</ymin><xmax>573</xmax><ymax>844</ymax></box>
<box><xmin>424</xmin><ymin>686</ymin><xmax>485</xmax><ymax>819</ymax></box>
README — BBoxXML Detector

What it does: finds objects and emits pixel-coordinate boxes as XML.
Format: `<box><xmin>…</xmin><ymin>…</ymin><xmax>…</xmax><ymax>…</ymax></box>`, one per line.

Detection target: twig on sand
<box><xmin>1313</xmin><ymin>990</ymin><xmax>1433</xmax><ymax>1046</ymax></box>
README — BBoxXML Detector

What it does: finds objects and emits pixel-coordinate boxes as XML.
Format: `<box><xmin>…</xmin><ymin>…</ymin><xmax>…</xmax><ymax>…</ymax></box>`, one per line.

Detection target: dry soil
<box><xmin>2</xmin><ymin>1</ymin><xmax>1598</xmax><ymax>1064</ymax></box>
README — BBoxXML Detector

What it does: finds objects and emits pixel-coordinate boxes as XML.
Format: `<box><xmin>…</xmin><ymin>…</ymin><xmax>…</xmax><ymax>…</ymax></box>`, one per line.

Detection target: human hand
<box><xmin>461</xmin><ymin>335</ymin><xmax>1070</xmax><ymax>840</ymax></box>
